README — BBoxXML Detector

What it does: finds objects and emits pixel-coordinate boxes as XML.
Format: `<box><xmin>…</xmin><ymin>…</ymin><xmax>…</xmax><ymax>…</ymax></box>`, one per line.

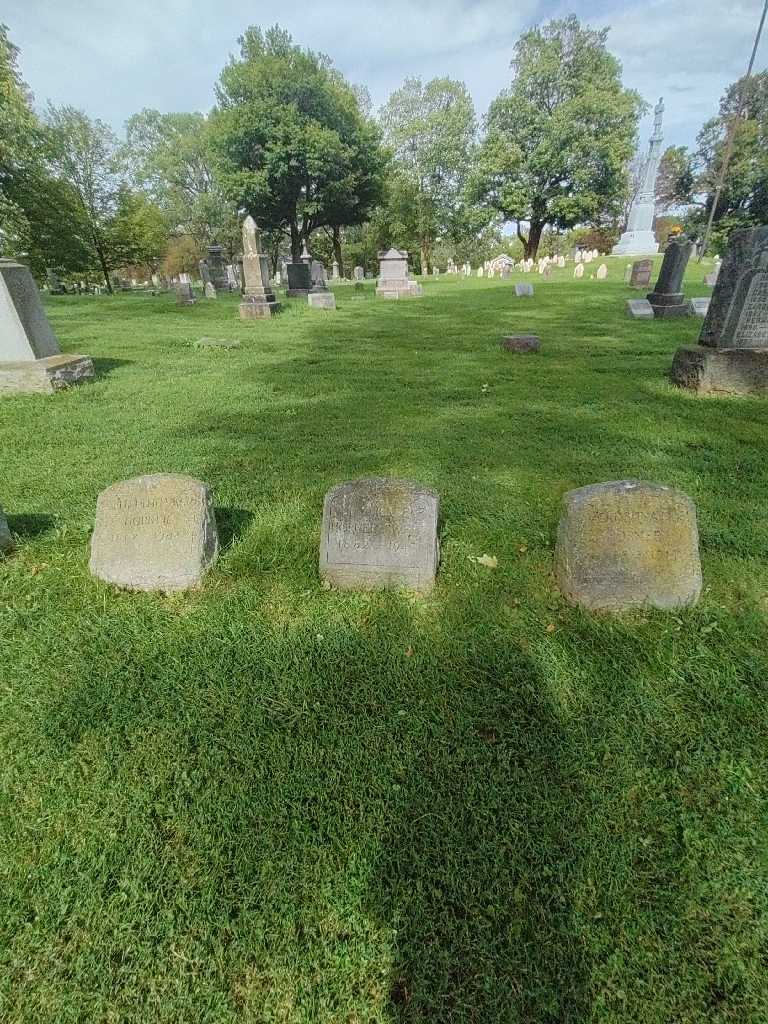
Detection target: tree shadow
<box><xmin>90</xmin><ymin>357</ymin><xmax>134</xmax><ymax>380</ymax></box>
<box><xmin>214</xmin><ymin>507</ymin><xmax>255</xmax><ymax>550</ymax></box>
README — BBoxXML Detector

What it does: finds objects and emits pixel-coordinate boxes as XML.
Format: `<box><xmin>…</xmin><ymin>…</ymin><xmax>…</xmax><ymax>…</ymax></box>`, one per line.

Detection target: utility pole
<box><xmin>699</xmin><ymin>0</ymin><xmax>768</xmax><ymax>260</ymax></box>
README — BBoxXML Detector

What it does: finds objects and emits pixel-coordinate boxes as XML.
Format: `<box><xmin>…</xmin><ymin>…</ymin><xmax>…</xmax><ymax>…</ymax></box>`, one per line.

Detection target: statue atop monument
<box><xmin>612</xmin><ymin>98</ymin><xmax>665</xmax><ymax>257</ymax></box>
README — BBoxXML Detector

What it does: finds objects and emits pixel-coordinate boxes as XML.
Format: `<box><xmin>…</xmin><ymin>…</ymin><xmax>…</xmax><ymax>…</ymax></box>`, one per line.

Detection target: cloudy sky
<box><xmin>5</xmin><ymin>0</ymin><xmax>767</xmax><ymax>150</ymax></box>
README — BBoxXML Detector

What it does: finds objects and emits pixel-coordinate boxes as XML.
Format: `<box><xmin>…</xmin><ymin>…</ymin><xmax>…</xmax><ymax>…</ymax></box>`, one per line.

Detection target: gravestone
<box><xmin>629</xmin><ymin>259</ymin><xmax>653</xmax><ymax>288</ymax></box>
<box><xmin>206</xmin><ymin>244</ymin><xmax>229</xmax><ymax>292</ymax></box>
<box><xmin>501</xmin><ymin>334</ymin><xmax>540</xmax><ymax>353</ymax></box>
<box><xmin>0</xmin><ymin>508</ymin><xmax>12</xmax><ymax>552</ymax></box>
<box><xmin>332</xmin><ymin>261</ymin><xmax>340</xmax><ymax>280</ymax></box>
<box><xmin>626</xmin><ymin>298</ymin><xmax>654</xmax><ymax>319</ymax></box>
<box><xmin>204</xmin><ymin>282</ymin><xmax>217</xmax><ymax>299</ymax></box>
<box><xmin>555</xmin><ymin>480</ymin><xmax>702</xmax><ymax>612</ymax></box>
<box><xmin>647</xmin><ymin>236</ymin><xmax>693</xmax><ymax>317</ymax></box>
<box><xmin>46</xmin><ymin>268</ymin><xmax>65</xmax><ymax>294</ymax></box>
<box><xmin>239</xmin><ymin>216</ymin><xmax>281</xmax><ymax>319</ymax></box>
<box><xmin>90</xmin><ymin>474</ymin><xmax>219</xmax><ymax>592</ymax></box>
<box><xmin>574</xmin><ymin>264</ymin><xmax>584</xmax><ymax>279</ymax></box>
<box><xmin>354</xmin><ymin>266</ymin><xmax>365</xmax><ymax>282</ymax></box>
<box><xmin>306</xmin><ymin>250</ymin><xmax>336</xmax><ymax>309</ymax></box>
<box><xmin>375</xmin><ymin>248</ymin><xmax>423</xmax><ymax>299</ymax></box>
<box><xmin>0</xmin><ymin>258</ymin><xmax>94</xmax><ymax>395</ymax></box>
<box><xmin>624</xmin><ymin>264</ymin><xmax>632</xmax><ymax>283</ymax></box>
<box><xmin>671</xmin><ymin>226</ymin><xmax>768</xmax><ymax>395</ymax></box>
<box><xmin>175</xmin><ymin>282</ymin><xmax>195</xmax><ymax>305</ymax></box>
<box><xmin>688</xmin><ymin>298</ymin><xmax>710</xmax><ymax>318</ymax></box>
<box><xmin>515</xmin><ymin>283</ymin><xmax>534</xmax><ymax>297</ymax></box>
<box><xmin>501</xmin><ymin>267</ymin><xmax>510</xmax><ymax>280</ymax></box>
<box><xmin>596</xmin><ymin>264</ymin><xmax>608</xmax><ymax>280</ymax></box>
<box><xmin>320</xmin><ymin>478</ymin><xmax>439</xmax><ymax>591</ymax></box>
<box><xmin>199</xmin><ymin>260</ymin><xmax>212</xmax><ymax>288</ymax></box>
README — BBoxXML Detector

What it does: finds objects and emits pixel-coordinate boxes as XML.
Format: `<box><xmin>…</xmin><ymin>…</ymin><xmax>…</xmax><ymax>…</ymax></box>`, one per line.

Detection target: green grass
<box><xmin>2</xmin><ymin>260</ymin><xmax>768</xmax><ymax>1023</ymax></box>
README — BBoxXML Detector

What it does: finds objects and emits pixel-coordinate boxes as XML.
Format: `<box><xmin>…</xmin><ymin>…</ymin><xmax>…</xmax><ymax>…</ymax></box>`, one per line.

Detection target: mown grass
<box><xmin>1</xmin><ymin>259</ymin><xmax>767</xmax><ymax>1023</ymax></box>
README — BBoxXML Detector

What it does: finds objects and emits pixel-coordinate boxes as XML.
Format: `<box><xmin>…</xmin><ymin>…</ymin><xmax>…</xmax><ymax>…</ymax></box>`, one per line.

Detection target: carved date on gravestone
<box><xmin>90</xmin><ymin>474</ymin><xmax>219</xmax><ymax>592</ymax></box>
<box><xmin>320</xmin><ymin>478</ymin><xmax>439</xmax><ymax>590</ymax></box>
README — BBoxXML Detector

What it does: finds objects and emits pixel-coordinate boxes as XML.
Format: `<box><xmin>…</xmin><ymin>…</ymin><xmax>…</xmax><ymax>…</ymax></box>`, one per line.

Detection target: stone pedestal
<box><xmin>375</xmin><ymin>248</ymin><xmax>423</xmax><ymax>299</ymax></box>
<box><xmin>646</xmin><ymin>291</ymin><xmax>689</xmax><ymax>318</ymax></box>
<box><xmin>240</xmin><ymin>297</ymin><xmax>280</xmax><ymax>319</ymax></box>
<box><xmin>671</xmin><ymin>347</ymin><xmax>768</xmax><ymax>396</ymax></box>
<box><xmin>308</xmin><ymin>291</ymin><xmax>336</xmax><ymax>310</ymax></box>
<box><xmin>0</xmin><ymin>258</ymin><xmax>94</xmax><ymax>395</ymax></box>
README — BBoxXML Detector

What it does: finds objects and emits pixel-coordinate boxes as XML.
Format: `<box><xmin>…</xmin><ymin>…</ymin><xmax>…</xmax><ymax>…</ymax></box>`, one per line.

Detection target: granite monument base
<box><xmin>308</xmin><ymin>292</ymin><xmax>336</xmax><ymax>310</ymax></box>
<box><xmin>375</xmin><ymin>281</ymin><xmax>423</xmax><ymax>300</ymax></box>
<box><xmin>647</xmin><ymin>291</ymin><xmax>688</xmax><ymax>318</ymax></box>
<box><xmin>0</xmin><ymin>353</ymin><xmax>95</xmax><ymax>395</ymax></box>
<box><xmin>239</xmin><ymin>297</ymin><xmax>280</xmax><ymax>320</ymax></box>
<box><xmin>671</xmin><ymin>347</ymin><xmax>768</xmax><ymax>397</ymax></box>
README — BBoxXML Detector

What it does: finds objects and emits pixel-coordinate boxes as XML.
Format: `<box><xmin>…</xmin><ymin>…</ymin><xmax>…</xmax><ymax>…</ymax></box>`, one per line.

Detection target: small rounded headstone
<box><xmin>90</xmin><ymin>474</ymin><xmax>219</xmax><ymax>592</ymax></box>
<box><xmin>320</xmin><ymin>478</ymin><xmax>439</xmax><ymax>591</ymax></box>
<box><xmin>0</xmin><ymin>508</ymin><xmax>13</xmax><ymax>553</ymax></box>
<box><xmin>501</xmin><ymin>335</ymin><xmax>540</xmax><ymax>353</ymax></box>
<box><xmin>555</xmin><ymin>480</ymin><xmax>702</xmax><ymax>612</ymax></box>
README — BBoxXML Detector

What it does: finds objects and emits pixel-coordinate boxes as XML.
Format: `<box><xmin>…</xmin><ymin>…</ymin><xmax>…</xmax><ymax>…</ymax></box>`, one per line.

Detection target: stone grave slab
<box><xmin>688</xmin><ymin>298</ymin><xmax>710</xmax><ymax>318</ymax></box>
<box><xmin>501</xmin><ymin>335</ymin><xmax>540</xmax><ymax>353</ymax></box>
<box><xmin>90</xmin><ymin>474</ymin><xmax>219</xmax><ymax>592</ymax></box>
<box><xmin>308</xmin><ymin>292</ymin><xmax>336</xmax><ymax>310</ymax></box>
<box><xmin>555</xmin><ymin>480</ymin><xmax>702</xmax><ymax>612</ymax></box>
<box><xmin>626</xmin><ymin>299</ymin><xmax>654</xmax><ymax>319</ymax></box>
<box><xmin>671</xmin><ymin>347</ymin><xmax>768</xmax><ymax>396</ymax></box>
<box><xmin>515</xmin><ymin>283</ymin><xmax>534</xmax><ymax>297</ymax></box>
<box><xmin>320</xmin><ymin>478</ymin><xmax>439</xmax><ymax>591</ymax></box>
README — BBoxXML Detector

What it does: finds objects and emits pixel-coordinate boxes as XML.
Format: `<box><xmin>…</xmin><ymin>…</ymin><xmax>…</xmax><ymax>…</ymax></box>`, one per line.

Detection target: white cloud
<box><xmin>4</xmin><ymin>0</ymin><xmax>766</xmax><ymax>147</ymax></box>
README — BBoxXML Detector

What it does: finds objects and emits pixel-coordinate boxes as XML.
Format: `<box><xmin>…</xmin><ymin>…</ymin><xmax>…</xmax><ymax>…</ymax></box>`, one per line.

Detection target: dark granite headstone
<box><xmin>647</xmin><ymin>237</ymin><xmax>693</xmax><ymax>317</ymax></box>
<box><xmin>207</xmin><ymin>244</ymin><xmax>229</xmax><ymax>292</ymax></box>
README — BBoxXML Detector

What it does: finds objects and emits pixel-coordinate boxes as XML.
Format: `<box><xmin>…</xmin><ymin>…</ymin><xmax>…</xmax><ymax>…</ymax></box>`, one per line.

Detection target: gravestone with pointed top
<box><xmin>239</xmin><ymin>216</ymin><xmax>281</xmax><ymax>319</ymax></box>
<box><xmin>0</xmin><ymin>258</ymin><xmax>94</xmax><ymax>395</ymax></box>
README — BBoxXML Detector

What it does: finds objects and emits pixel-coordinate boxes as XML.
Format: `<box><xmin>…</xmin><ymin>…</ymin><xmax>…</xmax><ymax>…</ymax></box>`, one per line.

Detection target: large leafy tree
<box><xmin>211</xmin><ymin>25</ymin><xmax>384</xmax><ymax>261</ymax></box>
<box><xmin>124</xmin><ymin>110</ymin><xmax>239</xmax><ymax>254</ymax></box>
<box><xmin>470</xmin><ymin>16</ymin><xmax>644</xmax><ymax>258</ymax></box>
<box><xmin>379</xmin><ymin>77</ymin><xmax>477</xmax><ymax>273</ymax></box>
<box><xmin>661</xmin><ymin>72</ymin><xmax>768</xmax><ymax>250</ymax></box>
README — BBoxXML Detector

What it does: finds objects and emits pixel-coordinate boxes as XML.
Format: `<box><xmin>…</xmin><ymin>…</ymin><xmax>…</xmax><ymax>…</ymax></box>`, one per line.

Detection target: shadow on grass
<box><xmin>90</xmin><ymin>357</ymin><xmax>134</xmax><ymax>380</ymax></box>
<box><xmin>214</xmin><ymin>507</ymin><xmax>255</xmax><ymax>550</ymax></box>
<box><xmin>5</xmin><ymin>513</ymin><xmax>57</xmax><ymax>539</ymax></box>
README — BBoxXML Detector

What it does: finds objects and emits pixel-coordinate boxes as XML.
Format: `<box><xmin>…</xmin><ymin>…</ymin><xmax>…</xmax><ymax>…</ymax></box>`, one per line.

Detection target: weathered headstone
<box><xmin>671</xmin><ymin>226</ymin><xmax>768</xmax><ymax>395</ymax></box>
<box><xmin>555</xmin><ymin>480</ymin><xmax>702</xmax><ymax>612</ymax></box>
<box><xmin>574</xmin><ymin>264</ymin><xmax>585</xmax><ymax>279</ymax></box>
<box><xmin>89</xmin><ymin>474</ymin><xmax>219</xmax><ymax>592</ymax></box>
<box><xmin>629</xmin><ymin>259</ymin><xmax>653</xmax><ymax>288</ymax></box>
<box><xmin>206</xmin><ymin>243</ymin><xmax>229</xmax><ymax>292</ymax></box>
<box><xmin>198</xmin><ymin>260</ymin><xmax>212</xmax><ymax>288</ymax></box>
<box><xmin>375</xmin><ymin>248</ymin><xmax>423</xmax><ymax>300</ymax></box>
<box><xmin>0</xmin><ymin>258</ymin><xmax>94</xmax><ymax>395</ymax></box>
<box><xmin>320</xmin><ymin>478</ymin><xmax>439</xmax><ymax>591</ymax></box>
<box><xmin>626</xmin><ymin>298</ymin><xmax>654</xmax><ymax>319</ymax></box>
<box><xmin>204</xmin><ymin>282</ymin><xmax>217</xmax><ymax>299</ymax></box>
<box><xmin>596</xmin><ymin>264</ymin><xmax>608</xmax><ymax>280</ymax></box>
<box><xmin>501</xmin><ymin>335</ymin><xmax>540</xmax><ymax>353</ymax></box>
<box><xmin>0</xmin><ymin>507</ymin><xmax>12</xmax><ymax>552</ymax></box>
<box><xmin>354</xmin><ymin>266</ymin><xmax>365</xmax><ymax>282</ymax></box>
<box><xmin>175</xmin><ymin>282</ymin><xmax>195</xmax><ymax>305</ymax></box>
<box><xmin>515</xmin><ymin>283</ymin><xmax>534</xmax><ymax>297</ymax></box>
<box><xmin>647</xmin><ymin>236</ymin><xmax>693</xmax><ymax>317</ymax></box>
<box><xmin>239</xmin><ymin>216</ymin><xmax>281</xmax><ymax>319</ymax></box>
<box><xmin>332</xmin><ymin>261</ymin><xmax>340</xmax><ymax>280</ymax></box>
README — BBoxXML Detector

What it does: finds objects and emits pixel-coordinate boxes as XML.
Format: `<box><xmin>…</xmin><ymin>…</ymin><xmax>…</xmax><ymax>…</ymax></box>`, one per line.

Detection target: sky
<box><xmin>5</xmin><ymin>0</ymin><xmax>767</xmax><ymax>151</ymax></box>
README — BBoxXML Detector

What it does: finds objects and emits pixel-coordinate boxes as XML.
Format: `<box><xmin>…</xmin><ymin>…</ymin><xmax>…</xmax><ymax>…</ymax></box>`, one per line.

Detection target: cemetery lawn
<box><xmin>3</xmin><ymin>263</ymin><xmax>768</xmax><ymax>1023</ymax></box>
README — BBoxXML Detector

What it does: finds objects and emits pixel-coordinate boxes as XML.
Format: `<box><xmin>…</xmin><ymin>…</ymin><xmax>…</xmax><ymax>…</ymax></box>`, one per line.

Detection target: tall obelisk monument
<box><xmin>613</xmin><ymin>98</ymin><xmax>664</xmax><ymax>256</ymax></box>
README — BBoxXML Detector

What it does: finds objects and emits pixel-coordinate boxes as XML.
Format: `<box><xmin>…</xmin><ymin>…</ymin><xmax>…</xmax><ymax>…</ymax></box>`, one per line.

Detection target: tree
<box><xmin>655</xmin><ymin>145</ymin><xmax>695</xmax><ymax>212</ymax></box>
<box><xmin>211</xmin><ymin>25</ymin><xmax>385</xmax><ymax>261</ymax></box>
<box><xmin>106</xmin><ymin>189</ymin><xmax>169</xmax><ymax>275</ymax></box>
<box><xmin>44</xmin><ymin>105</ymin><xmax>125</xmax><ymax>291</ymax></box>
<box><xmin>469</xmin><ymin>16</ymin><xmax>644</xmax><ymax>259</ymax></box>
<box><xmin>124</xmin><ymin>110</ymin><xmax>239</xmax><ymax>254</ymax></box>
<box><xmin>379</xmin><ymin>77</ymin><xmax>477</xmax><ymax>273</ymax></box>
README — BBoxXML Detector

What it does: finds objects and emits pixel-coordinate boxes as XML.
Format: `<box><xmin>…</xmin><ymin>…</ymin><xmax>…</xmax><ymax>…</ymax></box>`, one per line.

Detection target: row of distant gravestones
<box><xmin>0</xmin><ymin>474</ymin><xmax>703</xmax><ymax>613</ymax></box>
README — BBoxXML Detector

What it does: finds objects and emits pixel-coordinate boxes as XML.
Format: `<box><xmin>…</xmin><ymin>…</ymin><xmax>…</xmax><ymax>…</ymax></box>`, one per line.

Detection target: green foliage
<box><xmin>106</xmin><ymin>189</ymin><xmax>169</xmax><ymax>272</ymax></box>
<box><xmin>124</xmin><ymin>110</ymin><xmax>239</xmax><ymax>253</ymax></box>
<box><xmin>379</xmin><ymin>77</ymin><xmax>479</xmax><ymax>272</ymax></box>
<box><xmin>656</xmin><ymin>145</ymin><xmax>696</xmax><ymax>211</ymax></box>
<box><xmin>470</xmin><ymin>16</ymin><xmax>645</xmax><ymax>258</ymax></box>
<box><xmin>211</xmin><ymin>25</ymin><xmax>384</xmax><ymax>260</ymax></box>
<box><xmin>2</xmin><ymin>264</ymin><xmax>768</xmax><ymax>1021</ymax></box>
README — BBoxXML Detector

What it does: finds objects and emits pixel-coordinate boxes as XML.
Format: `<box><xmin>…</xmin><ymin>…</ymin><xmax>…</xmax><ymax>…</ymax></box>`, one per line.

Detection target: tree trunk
<box><xmin>420</xmin><ymin>236</ymin><xmax>431</xmax><ymax>276</ymax></box>
<box><xmin>332</xmin><ymin>225</ymin><xmax>344</xmax><ymax>278</ymax></box>
<box><xmin>290</xmin><ymin>221</ymin><xmax>301</xmax><ymax>262</ymax></box>
<box><xmin>523</xmin><ymin>220</ymin><xmax>545</xmax><ymax>260</ymax></box>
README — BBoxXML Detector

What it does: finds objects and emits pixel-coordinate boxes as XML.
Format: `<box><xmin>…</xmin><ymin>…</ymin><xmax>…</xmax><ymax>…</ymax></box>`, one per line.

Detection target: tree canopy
<box><xmin>469</xmin><ymin>16</ymin><xmax>644</xmax><ymax>258</ymax></box>
<box><xmin>211</xmin><ymin>25</ymin><xmax>385</xmax><ymax>261</ymax></box>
